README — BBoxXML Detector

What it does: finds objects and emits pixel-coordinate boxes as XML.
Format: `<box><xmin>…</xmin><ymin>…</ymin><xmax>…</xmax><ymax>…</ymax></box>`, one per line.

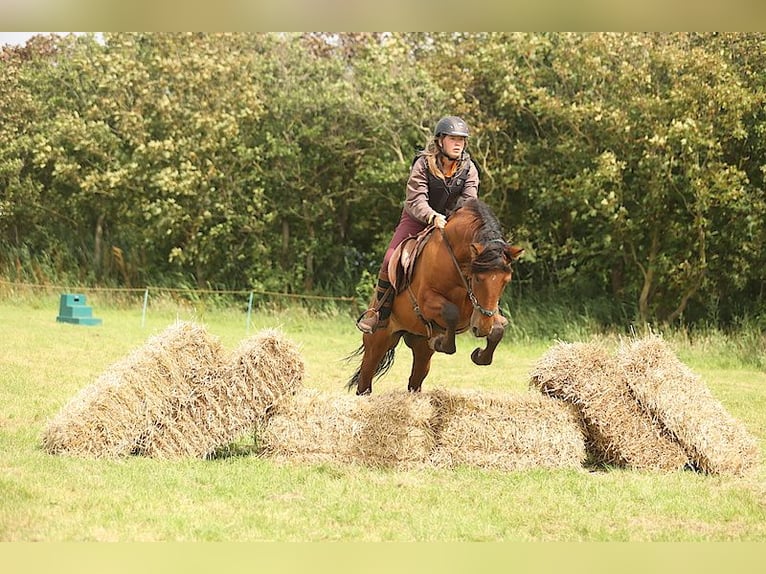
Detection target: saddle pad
<box><xmin>387</xmin><ymin>226</ymin><xmax>435</xmax><ymax>292</ymax></box>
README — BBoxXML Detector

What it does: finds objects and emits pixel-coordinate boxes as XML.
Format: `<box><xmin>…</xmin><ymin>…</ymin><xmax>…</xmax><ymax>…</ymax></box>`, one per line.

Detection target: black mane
<box><xmin>454</xmin><ymin>199</ymin><xmax>509</xmax><ymax>272</ymax></box>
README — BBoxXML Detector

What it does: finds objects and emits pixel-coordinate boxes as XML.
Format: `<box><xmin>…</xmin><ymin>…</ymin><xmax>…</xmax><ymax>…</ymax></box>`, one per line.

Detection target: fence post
<box><xmin>141</xmin><ymin>287</ymin><xmax>149</xmax><ymax>328</ymax></box>
<box><xmin>246</xmin><ymin>291</ymin><xmax>254</xmax><ymax>334</ymax></box>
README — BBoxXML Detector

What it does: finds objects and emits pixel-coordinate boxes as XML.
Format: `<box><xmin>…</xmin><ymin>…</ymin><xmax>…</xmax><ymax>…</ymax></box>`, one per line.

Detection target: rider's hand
<box><xmin>431</xmin><ymin>213</ymin><xmax>446</xmax><ymax>229</ymax></box>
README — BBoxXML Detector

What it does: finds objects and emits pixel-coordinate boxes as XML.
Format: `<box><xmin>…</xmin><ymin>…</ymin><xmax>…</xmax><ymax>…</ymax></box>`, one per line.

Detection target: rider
<box><xmin>356</xmin><ymin>115</ymin><xmax>480</xmax><ymax>334</ymax></box>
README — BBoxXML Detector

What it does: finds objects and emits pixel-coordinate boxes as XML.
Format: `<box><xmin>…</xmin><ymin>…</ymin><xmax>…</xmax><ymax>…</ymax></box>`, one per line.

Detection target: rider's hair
<box><xmin>421</xmin><ymin>137</ymin><xmax>464</xmax><ymax>182</ymax></box>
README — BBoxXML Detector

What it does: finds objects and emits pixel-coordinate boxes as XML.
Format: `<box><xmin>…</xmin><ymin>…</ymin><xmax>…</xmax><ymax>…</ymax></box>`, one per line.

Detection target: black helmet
<box><xmin>434</xmin><ymin>116</ymin><xmax>469</xmax><ymax>138</ymax></box>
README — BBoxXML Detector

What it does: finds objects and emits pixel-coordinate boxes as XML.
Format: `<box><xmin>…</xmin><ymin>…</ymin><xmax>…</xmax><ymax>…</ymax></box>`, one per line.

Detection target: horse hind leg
<box><xmin>403</xmin><ymin>333</ymin><xmax>434</xmax><ymax>392</ymax></box>
<box><xmin>350</xmin><ymin>330</ymin><xmax>401</xmax><ymax>395</ymax></box>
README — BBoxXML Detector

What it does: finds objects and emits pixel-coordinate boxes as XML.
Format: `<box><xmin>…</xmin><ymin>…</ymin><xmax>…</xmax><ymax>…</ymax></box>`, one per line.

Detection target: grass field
<box><xmin>1</xmin><ymin>294</ymin><xmax>765</xmax><ymax>541</ymax></box>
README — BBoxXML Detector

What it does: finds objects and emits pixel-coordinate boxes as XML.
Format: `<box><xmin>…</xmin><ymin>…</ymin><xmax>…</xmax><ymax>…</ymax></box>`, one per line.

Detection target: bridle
<box><xmin>439</xmin><ymin>227</ymin><xmax>501</xmax><ymax>318</ymax></box>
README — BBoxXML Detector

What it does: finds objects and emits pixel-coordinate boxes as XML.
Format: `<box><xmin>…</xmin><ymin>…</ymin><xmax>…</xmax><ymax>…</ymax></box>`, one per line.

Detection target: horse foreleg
<box><xmin>403</xmin><ymin>334</ymin><xmax>435</xmax><ymax>392</ymax></box>
<box><xmin>471</xmin><ymin>314</ymin><xmax>508</xmax><ymax>366</ymax></box>
<box><xmin>428</xmin><ymin>301</ymin><xmax>459</xmax><ymax>355</ymax></box>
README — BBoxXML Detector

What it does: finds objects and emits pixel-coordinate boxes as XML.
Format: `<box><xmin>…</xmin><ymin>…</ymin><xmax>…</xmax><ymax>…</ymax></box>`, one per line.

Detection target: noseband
<box><xmin>440</xmin><ymin>228</ymin><xmax>501</xmax><ymax>318</ymax></box>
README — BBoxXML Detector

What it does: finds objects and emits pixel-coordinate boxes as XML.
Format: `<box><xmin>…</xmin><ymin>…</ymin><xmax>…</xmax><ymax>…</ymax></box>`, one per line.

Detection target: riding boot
<box><xmin>356</xmin><ymin>271</ymin><xmax>393</xmax><ymax>334</ymax></box>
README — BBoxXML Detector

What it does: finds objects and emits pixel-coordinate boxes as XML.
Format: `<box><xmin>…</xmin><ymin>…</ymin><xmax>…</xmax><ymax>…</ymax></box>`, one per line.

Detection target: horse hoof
<box><xmin>430</xmin><ymin>334</ymin><xmax>456</xmax><ymax>354</ymax></box>
<box><xmin>437</xmin><ymin>343</ymin><xmax>456</xmax><ymax>355</ymax></box>
<box><xmin>471</xmin><ymin>347</ymin><xmax>492</xmax><ymax>366</ymax></box>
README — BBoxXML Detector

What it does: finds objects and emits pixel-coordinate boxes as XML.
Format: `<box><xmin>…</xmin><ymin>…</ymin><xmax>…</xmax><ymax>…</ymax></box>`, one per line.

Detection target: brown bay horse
<box><xmin>347</xmin><ymin>199</ymin><xmax>523</xmax><ymax>395</ymax></box>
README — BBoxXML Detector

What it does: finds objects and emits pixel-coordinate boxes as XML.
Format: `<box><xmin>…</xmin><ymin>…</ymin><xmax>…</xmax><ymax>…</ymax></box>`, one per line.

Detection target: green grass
<box><xmin>1</xmin><ymin>295</ymin><xmax>765</xmax><ymax>541</ymax></box>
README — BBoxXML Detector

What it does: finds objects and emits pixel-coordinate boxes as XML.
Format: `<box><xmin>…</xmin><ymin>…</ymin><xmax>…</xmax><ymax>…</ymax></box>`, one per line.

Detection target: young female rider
<box><xmin>356</xmin><ymin>115</ymin><xmax>480</xmax><ymax>333</ymax></box>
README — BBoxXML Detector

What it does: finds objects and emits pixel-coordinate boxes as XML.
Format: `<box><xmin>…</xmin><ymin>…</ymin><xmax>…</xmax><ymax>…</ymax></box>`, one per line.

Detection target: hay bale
<box><xmin>41</xmin><ymin>321</ymin><xmax>224</xmax><ymax>457</ymax></box>
<box><xmin>529</xmin><ymin>341</ymin><xmax>688</xmax><ymax>471</ymax></box>
<box><xmin>260</xmin><ymin>390</ymin><xmax>364</xmax><ymax>465</ymax></box>
<box><xmin>427</xmin><ymin>388</ymin><xmax>587</xmax><ymax>471</ymax></box>
<box><xmin>140</xmin><ymin>328</ymin><xmax>305</xmax><ymax>459</ymax></box>
<box><xmin>262</xmin><ymin>387</ymin><xmax>586</xmax><ymax>471</ymax></box>
<box><xmin>260</xmin><ymin>389</ymin><xmax>436</xmax><ymax>468</ymax></box>
<box><xmin>617</xmin><ymin>334</ymin><xmax>760</xmax><ymax>476</ymax></box>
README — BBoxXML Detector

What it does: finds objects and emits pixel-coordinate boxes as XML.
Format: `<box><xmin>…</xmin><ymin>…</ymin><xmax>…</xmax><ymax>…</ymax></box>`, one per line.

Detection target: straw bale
<box><xmin>529</xmin><ymin>341</ymin><xmax>688</xmax><ymax>471</ymax></box>
<box><xmin>260</xmin><ymin>389</ymin><xmax>436</xmax><ymax>468</ymax></box>
<box><xmin>617</xmin><ymin>334</ymin><xmax>760</xmax><ymax>476</ymax></box>
<box><xmin>41</xmin><ymin>321</ymin><xmax>224</xmax><ymax>457</ymax></box>
<box><xmin>427</xmin><ymin>388</ymin><xmax>587</xmax><ymax>471</ymax></box>
<box><xmin>140</xmin><ymin>329</ymin><xmax>305</xmax><ymax>459</ymax></box>
<box><xmin>262</xmin><ymin>388</ymin><xmax>586</xmax><ymax>471</ymax></box>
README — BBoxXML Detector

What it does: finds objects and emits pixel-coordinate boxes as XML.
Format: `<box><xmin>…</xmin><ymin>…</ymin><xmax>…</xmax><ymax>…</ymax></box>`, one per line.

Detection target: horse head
<box><xmin>467</xmin><ymin>239</ymin><xmax>524</xmax><ymax>337</ymax></box>
<box><xmin>442</xmin><ymin>199</ymin><xmax>524</xmax><ymax>338</ymax></box>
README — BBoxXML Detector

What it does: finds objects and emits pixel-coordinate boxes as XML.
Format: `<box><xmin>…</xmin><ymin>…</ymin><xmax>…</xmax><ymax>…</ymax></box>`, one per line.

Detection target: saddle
<box><xmin>387</xmin><ymin>226</ymin><xmax>436</xmax><ymax>293</ymax></box>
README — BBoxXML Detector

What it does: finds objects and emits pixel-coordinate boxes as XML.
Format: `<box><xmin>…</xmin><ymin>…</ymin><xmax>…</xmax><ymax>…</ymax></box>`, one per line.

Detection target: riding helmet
<box><xmin>434</xmin><ymin>116</ymin><xmax>470</xmax><ymax>138</ymax></box>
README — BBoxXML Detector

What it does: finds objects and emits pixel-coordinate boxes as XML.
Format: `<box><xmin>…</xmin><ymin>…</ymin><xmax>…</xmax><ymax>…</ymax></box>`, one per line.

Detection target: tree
<box><xmin>1</xmin><ymin>32</ymin><xmax>765</xmax><ymax>327</ymax></box>
<box><xmin>443</xmin><ymin>33</ymin><xmax>762</xmax><ymax>324</ymax></box>
<box><xmin>254</xmin><ymin>33</ymin><xmax>448</xmax><ymax>293</ymax></box>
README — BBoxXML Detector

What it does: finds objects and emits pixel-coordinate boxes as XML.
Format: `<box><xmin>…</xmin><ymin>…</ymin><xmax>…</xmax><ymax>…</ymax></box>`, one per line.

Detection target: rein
<box><xmin>438</xmin><ymin>228</ymin><xmax>498</xmax><ymax>318</ymax></box>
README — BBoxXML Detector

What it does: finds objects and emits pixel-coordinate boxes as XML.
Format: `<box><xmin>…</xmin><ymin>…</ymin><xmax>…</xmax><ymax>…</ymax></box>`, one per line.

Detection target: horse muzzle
<box><xmin>470</xmin><ymin>309</ymin><xmax>495</xmax><ymax>337</ymax></box>
<box><xmin>471</xmin><ymin>310</ymin><xmax>507</xmax><ymax>338</ymax></box>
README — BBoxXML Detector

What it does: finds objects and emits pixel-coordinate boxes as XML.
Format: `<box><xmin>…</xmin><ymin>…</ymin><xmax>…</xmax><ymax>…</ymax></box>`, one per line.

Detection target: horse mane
<box><xmin>452</xmin><ymin>199</ymin><xmax>509</xmax><ymax>272</ymax></box>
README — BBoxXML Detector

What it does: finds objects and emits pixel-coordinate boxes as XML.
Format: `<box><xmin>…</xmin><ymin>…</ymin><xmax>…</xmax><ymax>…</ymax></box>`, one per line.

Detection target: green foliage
<box><xmin>1</xmin><ymin>33</ymin><xmax>765</xmax><ymax>327</ymax></box>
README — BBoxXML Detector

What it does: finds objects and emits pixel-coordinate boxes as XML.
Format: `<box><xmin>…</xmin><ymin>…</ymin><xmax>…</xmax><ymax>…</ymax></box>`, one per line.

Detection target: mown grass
<box><xmin>1</xmin><ymin>294</ymin><xmax>765</xmax><ymax>541</ymax></box>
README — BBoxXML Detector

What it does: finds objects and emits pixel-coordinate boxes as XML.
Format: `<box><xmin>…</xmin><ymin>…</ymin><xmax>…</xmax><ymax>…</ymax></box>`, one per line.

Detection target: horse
<box><xmin>347</xmin><ymin>198</ymin><xmax>523</xmax><ymax>395</ymax></box>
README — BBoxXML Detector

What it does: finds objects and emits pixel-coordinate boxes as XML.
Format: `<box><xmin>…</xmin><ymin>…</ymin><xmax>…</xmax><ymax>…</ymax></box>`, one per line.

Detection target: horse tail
<box><xmin>344</xmin><ymin>344</ymin><xmax>397</xmax><ymax>392</ymax></box>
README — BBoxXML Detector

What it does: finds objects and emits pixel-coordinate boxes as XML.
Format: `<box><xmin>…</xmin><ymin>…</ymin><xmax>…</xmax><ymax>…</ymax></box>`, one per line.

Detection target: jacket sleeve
<box><xmin>403</xmin><ymin>156</ymin><xmax>436</xmax><ymax>224</ymax></box>
<box><xmin>460</xmin><ymin>160</ymin><xmax>480</xmax><ymax>202</ymax></box>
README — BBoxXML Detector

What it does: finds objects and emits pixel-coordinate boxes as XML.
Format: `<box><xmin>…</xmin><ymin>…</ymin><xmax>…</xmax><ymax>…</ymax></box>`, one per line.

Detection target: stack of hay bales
<box><xmin>261</xmin><ymin>388</ymin><xmax>587</xmax><ymax>471</ymax></box>
<box><xmin>42</xmin><ymin>323</ymin><xmax>304</xmax><ymax>459</ymax></box>
<box><xmin>427</xmin><ymin>389</ymin><xmax>586</xmax><ymax>471</ymax></box>
<box><xmin>529</xmin><ymin>335</ymin><xmax>760</xmax><ymax>476</ymax></box>
<box><xmin>41</xmin><ymin>322</ymin><xmax>224</xmax><ymax>457</ymax></box>
<box><xmin>141</xmin><ymin>329</ymin><xmax>304</xmax><ymax>459</ymax></box>
<box><xmin>260</xmin><ymin>389</ymin><xmax>436</xmax><ymax>468</ymax></box>
<box><xmin>43</xmin><ymin>322</ymin><xmax>757</xmax><ymax>476</ymax></box>
<box><xmin>529</xmin><ymin>341</ymin><xmax>688</xmax><ymax>471</ymax></box>
<box><xmin>617</xmin><ymin>335</ymin><xmax>760</xmax><ymax>476</ymax></box>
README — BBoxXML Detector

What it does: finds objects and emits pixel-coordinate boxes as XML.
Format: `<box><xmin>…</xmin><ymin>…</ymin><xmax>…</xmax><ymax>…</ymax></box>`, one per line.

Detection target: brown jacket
<box><xmin>403</xmin><ymin>154</ymin><xmax>480</xmax><ymax>224</ymax></box>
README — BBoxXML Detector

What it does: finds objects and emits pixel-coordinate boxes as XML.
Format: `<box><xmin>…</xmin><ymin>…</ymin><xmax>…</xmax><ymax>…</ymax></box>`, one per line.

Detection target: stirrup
<box><xmin>356</xmin><ymin>309</ymin><xmax>379</xmax><ymax>334</ymax></box>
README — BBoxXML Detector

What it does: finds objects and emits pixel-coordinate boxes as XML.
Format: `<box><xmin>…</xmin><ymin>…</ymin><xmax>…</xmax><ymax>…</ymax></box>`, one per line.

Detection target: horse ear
<box><xmin>470</xmin><ymin>242</ymin><xmax>485</xmax><ymax>259</ymax></box>
<box><xmin>504</xmin><ymin>244</ymin><xmax>524</xmax><ymax>262</ymax></box>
